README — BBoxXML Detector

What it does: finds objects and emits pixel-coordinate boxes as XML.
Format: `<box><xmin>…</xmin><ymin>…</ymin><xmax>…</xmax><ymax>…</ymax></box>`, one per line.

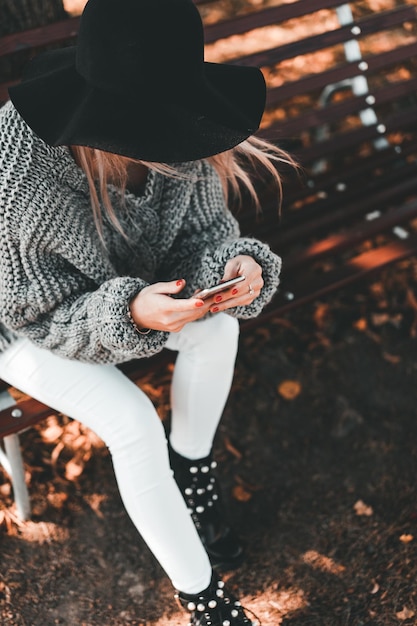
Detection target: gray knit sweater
<box><xmin>0</xmin><ymin>101</ymin><xmax>282</xmax><ymax>364</ymax></box>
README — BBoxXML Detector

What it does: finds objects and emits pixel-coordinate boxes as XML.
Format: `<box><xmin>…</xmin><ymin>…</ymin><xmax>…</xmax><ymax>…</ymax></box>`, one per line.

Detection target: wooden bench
<box><xmin>1</xmin><ymin>0</ymin><xmax>417</xmax><ymax>519</ymax></box>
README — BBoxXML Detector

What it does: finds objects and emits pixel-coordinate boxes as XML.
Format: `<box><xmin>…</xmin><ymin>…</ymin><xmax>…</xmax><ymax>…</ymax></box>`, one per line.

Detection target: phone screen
<box><xmin>195</xmin><ymin>275</ymin><xmax>246</xmax><ymax>300</ymax></box>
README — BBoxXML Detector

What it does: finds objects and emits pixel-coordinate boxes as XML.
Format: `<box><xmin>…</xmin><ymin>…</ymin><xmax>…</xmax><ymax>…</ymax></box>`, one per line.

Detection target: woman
<box><xmin>0</xmin><ymin>0</ymin><xmax>289</xmax><ymax>623</ymax></box>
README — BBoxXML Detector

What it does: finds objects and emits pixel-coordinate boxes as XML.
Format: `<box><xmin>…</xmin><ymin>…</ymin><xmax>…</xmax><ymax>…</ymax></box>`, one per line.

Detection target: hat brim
<box><xmin>9</xmin><ymin>47</ymin><xmax>266</xmax><ymax>162</ymax></box>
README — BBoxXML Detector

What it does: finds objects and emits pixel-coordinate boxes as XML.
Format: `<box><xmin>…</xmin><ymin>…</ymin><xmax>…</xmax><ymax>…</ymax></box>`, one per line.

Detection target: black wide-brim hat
<box><xmin>9</xmin><ymin>0</ymin><xmax>266</xmax><ymax>163</ymax></box>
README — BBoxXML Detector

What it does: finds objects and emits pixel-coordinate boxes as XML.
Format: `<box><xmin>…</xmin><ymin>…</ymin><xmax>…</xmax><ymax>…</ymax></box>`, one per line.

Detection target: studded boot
<box><xmin>169</xmin><ymin>443</ymin><xmax>244</xmax><ymax>571</ymax></box>
<box><xmin>176</xmin><ymin>571</ymin><xmax>257</xmax><ymax>626</ymax></box>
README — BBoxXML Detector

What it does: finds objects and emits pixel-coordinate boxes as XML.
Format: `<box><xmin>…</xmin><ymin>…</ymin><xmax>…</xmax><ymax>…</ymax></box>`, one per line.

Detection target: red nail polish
<box><xmin>232</xmin><ymin>288</ymin><xmax>238</xmax><ymax>295</ymax></box>
<box><xmin>195</xmin><ymin>300</ymin><xmax>204</xmax><ymax>308</ymax></box>
<box><xmin>212</xmin><ymin>306</ymin><xmax>219</xmax><ymax>313</ymax></box>
<box><xmin>176</xmin><ymin>279</ymin><xmax>183</xmax><ymax>286</ymax></box>
<box><xmin>215</xmin><ymin>295</ymin><xmax>222</xmax><ymax>303</ymax></box>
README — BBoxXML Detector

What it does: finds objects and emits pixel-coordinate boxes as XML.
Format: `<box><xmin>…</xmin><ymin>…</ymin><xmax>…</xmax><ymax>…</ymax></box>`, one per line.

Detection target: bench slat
<box><xmin>260</xmin><ymin>233</ymin><xmax>417</xmax><ymax>319</ymax></box>
<box><xmin>236</xmin><ymin>151</ymin><xmax>417</xmax><ymax>244</ymax></box>
<box><xmin>275</xmin><ymin>107</ymin><xmax>417</xmax><ymax>163</ymax></box>
<box><xmin>266</xmin><ymin>41</ymin><xmax>417</xmax><ymax>106</ymax></box>
<box><xmin>272</xmin><ymin>77</ymin><xmax>417</xmax><ymax>137</ymax></box>
<box><xmin>0</xmin><ymin>17</ymin><xmax>80</xmax><ymax>58</ymax></box>
<box><xmin>227</xmin><ymin>5</ymin><xmax>416</xmax><ymax>68</ymax></box>
<box><xmin>0</xmin><ymin>0</ymin><xmax>214</xmax><ymax>60</ymax></box>
<box><xmin>235</xmin><ymin>140</ymin><xmax>416</xmax><ymax>230</ymax></box>
<box><xmin>0</xmin><ymin>397</ymin><xmax>55</xmax><ymax>438</ymax></box>
<box><xmin>283</xmin><ymin>198</ymin><xmax>417</xmax><ymax>270</ymax></box>
<box><xmin>263</xmin><ymin>184</ymin><xmax>417</xmax><ymax>267</ymax></box>
<box><xmin>204</xmin><ymin>0</ymin><xmax>350</xmax><ymax>43</ymax></box>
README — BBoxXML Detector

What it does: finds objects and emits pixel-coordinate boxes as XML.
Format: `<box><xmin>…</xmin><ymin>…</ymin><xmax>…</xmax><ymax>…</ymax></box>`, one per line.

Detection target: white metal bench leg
<box><xmin>0</xmin><ymin>434</ymin><xmax>31</xmax><ymax>520</ymax></box>
<box><xmin>0</xmin><ymin>390</ymin><xmax>31</xmax><ymax>520</ymax></box>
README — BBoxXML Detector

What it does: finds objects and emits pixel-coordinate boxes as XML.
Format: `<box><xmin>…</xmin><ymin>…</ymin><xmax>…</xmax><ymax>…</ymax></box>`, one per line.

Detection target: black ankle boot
<box><xmin>176</xmin><ymin>572</ymin><xmax>257</xmax><ymax>625</ymax></box>
<box><xmin>169</xmin><ymin>443</ymin><xmax>244</xmax><ymax>571</ymax></box>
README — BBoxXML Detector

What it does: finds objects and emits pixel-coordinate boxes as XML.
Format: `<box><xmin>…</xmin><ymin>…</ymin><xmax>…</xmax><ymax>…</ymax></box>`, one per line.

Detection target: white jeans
<box><xmin>0</xmin><ymin>313</ymin><xmax>239</xmax><ymax>594</ymax></box>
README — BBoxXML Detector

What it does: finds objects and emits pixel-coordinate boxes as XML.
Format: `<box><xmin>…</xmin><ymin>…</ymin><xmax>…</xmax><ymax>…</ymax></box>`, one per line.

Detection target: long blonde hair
<box><xmin>71</xmin><ymin>137</ymin><xmax>294</xmax><ymax>240</ymax></box>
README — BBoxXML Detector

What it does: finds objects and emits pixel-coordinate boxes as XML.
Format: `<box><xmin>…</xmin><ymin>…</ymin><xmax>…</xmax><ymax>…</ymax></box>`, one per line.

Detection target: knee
<box><xmin>167</xmin><ymin>313</ymin><xmax>240</xmax><ymax>361</ymax></box>
<box><xmin>196</xmin><ymin>313</ymin><xmax>240</xmax><ymax>356</ymax></box>
<box><xmin>210</xmin><ymin>312</ymin><xmax>239</xmax><ymax>345</ymax></box>
<box><xmin>104</xmin><ymin>393</ymin><xmax>167</xmax><ymax>457</ymax></box>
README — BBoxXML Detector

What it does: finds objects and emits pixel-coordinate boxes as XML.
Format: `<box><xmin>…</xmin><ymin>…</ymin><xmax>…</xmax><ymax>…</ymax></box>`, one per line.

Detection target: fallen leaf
<box><xmin>354</xmin><ymin>318</ymin><xmax>367</xmax><ymax>331</ymax></box>
<box><xmin>303</xmin><ymin>550</ymin><xmax>345</xmax><ymax>574</ymax></box>
<box><xmin>64</xmin><ymin>447</ymin><xmax>91</xmax><ymax>481</ymax></box>
<box><xmin>399</xmin><ymin>534</ymin><xmax>414</xmax><ymax>543</ymax></box>
<box><xmin>235</xmin><ymin>475</ymin><xmax>262</xmax><ymax>492</ymax></box>
<box><xmin>65</xmin><ymin>459</ymin><xmax>84</xmax><ymax>481</ymax></box>
<box><xmin>354</xmin><ymin>500</ymin><xmax>373</xmax><ymax>516</ymax></box>
<box><xmin>51</xmin><ymin>441</ymin><xmax>65</xmax><ymax>467</ymax></box>
<box><xmin>255</xmin><ymin>327</ymin><xmax>271</xmax><ymax>341</ymax></box>
<box><xmin>223</xmin><ymin>436</ymin><xmax>243</xmax><ymax>460</ymax></box>
<box><xmin>314</xmin><ymin>303</ymin><xmax>330</xmax><ymax>330</ymax></box>
<box><xmin>396</xmin><ymin>606</ymin><xmax>415</xmax><ymax>620</ymax></box>
<box><xmin>371</xmin><ymin>313</ymin><xmax>390</xmax><ymax>326</ymax></box>
<box><xmin>232</xmin><ymin>485</ymin><xmax>252</xmax><ymax>502</ymax></box>
<box><xmin>0</xmin><ymin>580</ymin><xmax>11</xmax><ymax>603</ymax></box>
<box><xmin>0</xmin><ymin>482</ymin><xmax>11</xmax><ymax>497</ymax></box>
<box><xmin>41</xmin><ymin>422</ymin><xmax>64</xmax><ymax>443</ymax></box>
<box><xmin>382</xmin><ymin>352</ymin><xmax>401</xmax><ymax>365</ymax></box>
<box><xmin>278</xmin><ymin>380</ymin><xmax>301</xmax><ymax>400</ymax></box>
<box><xmin>406</xmin><ymin>288</ymin><xmax>417</xmax><ymax>312</ymax></box>
<box><xmin>370</xmin><ymin>582</ymin><xmax>380</xmax><ymax>594</ymax></box>
<box><xmin>47</xmin><ymin>492</ymin><xmax>69</xmax><ymax>508</ymax></box>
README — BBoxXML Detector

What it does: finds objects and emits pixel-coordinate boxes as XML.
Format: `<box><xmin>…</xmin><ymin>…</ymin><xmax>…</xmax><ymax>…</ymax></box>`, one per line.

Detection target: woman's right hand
<box><xmin>129</xmin><ymin>279</ymin><xmax>209</xmax><ymax>333</ymax></box>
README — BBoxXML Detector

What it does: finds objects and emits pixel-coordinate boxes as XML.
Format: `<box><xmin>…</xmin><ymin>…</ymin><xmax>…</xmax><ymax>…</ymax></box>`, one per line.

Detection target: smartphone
<box><xmin>195</xmin><ymin>275</ymin><xmax>246</xmax><ymax>300</ymax></box>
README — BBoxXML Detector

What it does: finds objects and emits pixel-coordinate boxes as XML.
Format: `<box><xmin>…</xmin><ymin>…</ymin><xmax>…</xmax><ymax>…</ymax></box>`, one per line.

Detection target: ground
<box><xmin>2</xmin><ymin>0</ymin><xmax>417</xmax><ymax>623</ymax></box>
<box><xmin>1</xmin><ymin>259</ymin><xmax>417</xmax><ymax>626</ymax></box>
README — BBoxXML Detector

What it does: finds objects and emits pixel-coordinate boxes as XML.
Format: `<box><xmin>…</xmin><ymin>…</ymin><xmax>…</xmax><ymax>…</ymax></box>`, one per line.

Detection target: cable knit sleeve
<box><xmin>0</xmin><ymin>257</ymin><xmax>169</xmax><ymax>364</ymax></box>
<box><xmin>0</xmin><ymin>221</ymin><xmax>169</xmax><ymax>363</ymax></box>
<box><xmin>0</xmin><ymin>103</ymin><xmax>168</xmax><ymax>363</ymax></box>
<box><xmin>159</xmin><ymin>161</ymin><xmax>282</xmax><ymax>319</ymax></box>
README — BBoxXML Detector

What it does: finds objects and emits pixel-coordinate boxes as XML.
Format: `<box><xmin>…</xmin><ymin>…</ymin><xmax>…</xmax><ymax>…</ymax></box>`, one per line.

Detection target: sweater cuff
<box><xmin>99</xmin><ymin>277</ymin><xmax>169</xmax><ymax>359</ymax></box>
<box><xmin>216</xmin><ymin>238</ymin><xmax>282</xmax><ymax>319</ymax></box>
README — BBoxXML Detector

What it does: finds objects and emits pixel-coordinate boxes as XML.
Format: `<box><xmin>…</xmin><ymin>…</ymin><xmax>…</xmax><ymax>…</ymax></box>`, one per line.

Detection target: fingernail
<box><xmin>215</xmin><ymin>295</ymin><xmax>222</xmax><ymax>303</ymax></box>
<box><xmin>176</xmin><ymin>279</ymin><xmax>183</xmax><ymax>286</ymax></box>
<box><xmin>231</xmin><ymin>288</ymin><xmax>238</xmax><ymax>295</ymax></box>
<box><xmin>212</xmin><ymin>306</ymin><xmax>219</xmax><ymax>313</ymax></box>
<box><xmin>195</xmin><ymin>300</ymin><xmax>204</xmax><ymax>308</ymax></box>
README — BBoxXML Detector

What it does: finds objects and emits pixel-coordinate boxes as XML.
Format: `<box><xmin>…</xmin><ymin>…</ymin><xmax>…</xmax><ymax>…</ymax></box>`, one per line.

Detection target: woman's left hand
<box><xmin>209</xmin><ymin>255</ymin><xmax>264</xmax><ymax>313</ymax></box>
